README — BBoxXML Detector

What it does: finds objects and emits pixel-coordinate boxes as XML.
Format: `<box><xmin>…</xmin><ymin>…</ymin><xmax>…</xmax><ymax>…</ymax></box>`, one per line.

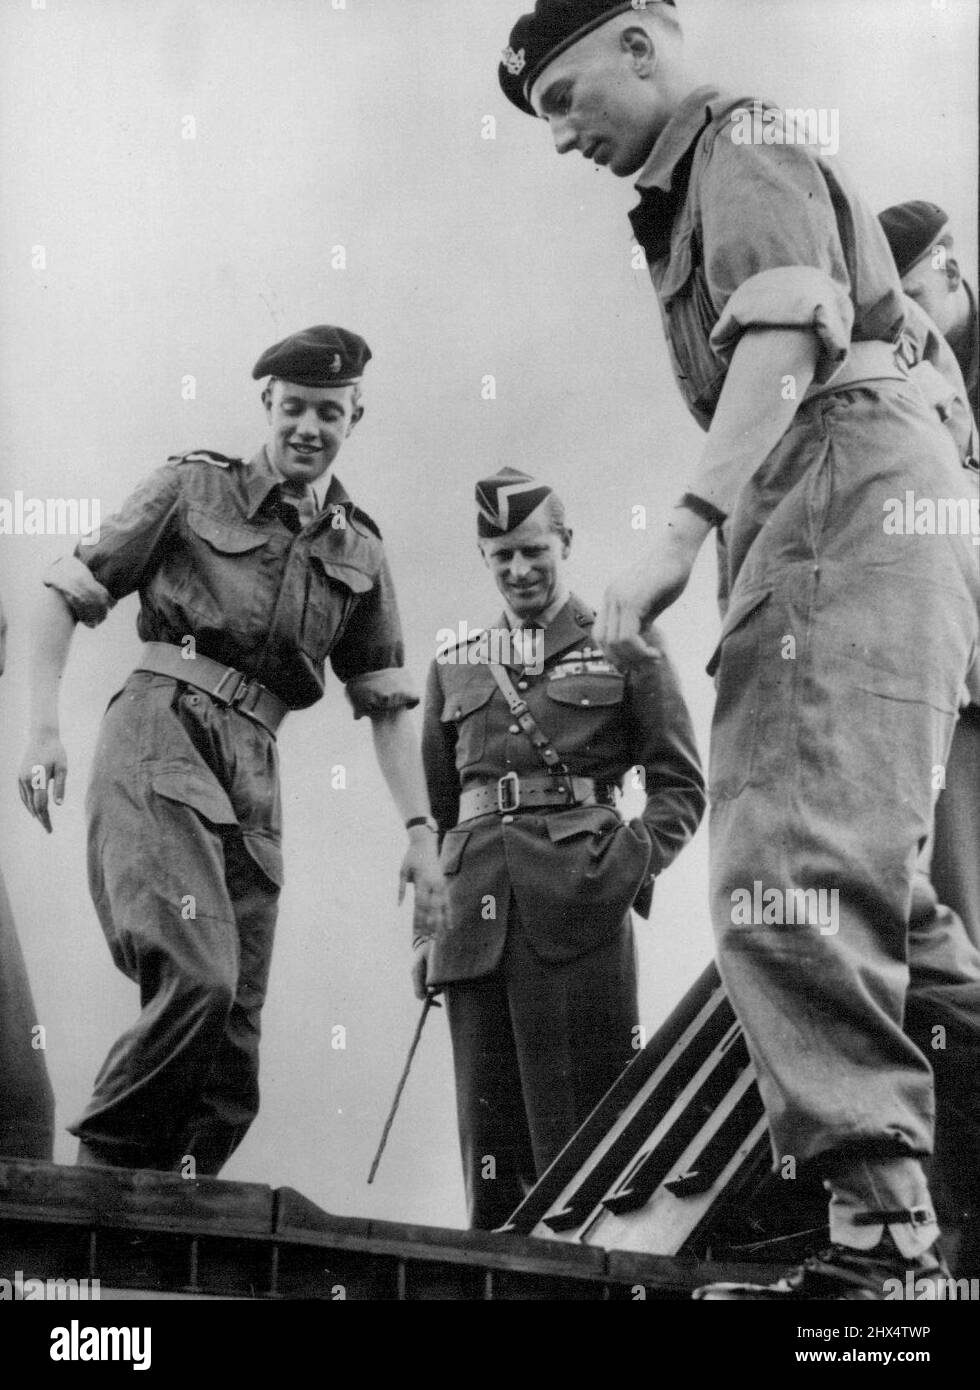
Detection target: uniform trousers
<box><xmin>445</xmin><ymin>902</ymin><xmax>638</xmax><ymax>1231</ymax></box>
<box><xmin>708</xmin><ymin>382</ymin><xmax>980</xmax><ymax>1242</ymax></box>
<box><xmin>71</xmin><ymin>673</ymin><xmax>281</xmax><ymax>1174</ymax></box>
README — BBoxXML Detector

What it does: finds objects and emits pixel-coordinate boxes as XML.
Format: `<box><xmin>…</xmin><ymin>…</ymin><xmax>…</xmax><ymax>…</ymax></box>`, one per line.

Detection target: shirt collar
<box><xmin>243</xmin><ymin>446</ymin><xmax>353</xmax><ymax>524</ymax></box>
<box><xmin>633</xmin><ymin>85</ymin><xmax>725</xmax><ymax>195</ymax></box>
<box><xmin>497</xmin><ymin>593</ymin><xmax>594</xmax><ymax>667</ymax></box>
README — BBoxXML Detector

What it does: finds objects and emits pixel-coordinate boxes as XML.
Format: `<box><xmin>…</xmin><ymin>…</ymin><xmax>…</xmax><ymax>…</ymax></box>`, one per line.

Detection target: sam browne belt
<box><xmin>458</xmin><ymin>773</ymin><xmax>618</xmax><ymax>823</ymax></box>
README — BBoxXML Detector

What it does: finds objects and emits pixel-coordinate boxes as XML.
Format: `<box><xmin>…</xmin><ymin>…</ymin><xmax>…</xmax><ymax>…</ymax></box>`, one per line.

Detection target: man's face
<box><xmin>265</xmin><ymin>379</ymin><xmax>359</xmax><ymax>487</ymax></box>
<box><xmin>529</xmin><ymin>26</ymin><xmax>671</xmax><ymax>177</ymax></box>
<box><xmin>901</xmin><ymin>249</ymin><xmax>958</xmax><ymax>338</ymax></box>
<box><xmin>480</xmin><ymin>509</ymin><xmax>570</xmax><ymax>621</ymax></box>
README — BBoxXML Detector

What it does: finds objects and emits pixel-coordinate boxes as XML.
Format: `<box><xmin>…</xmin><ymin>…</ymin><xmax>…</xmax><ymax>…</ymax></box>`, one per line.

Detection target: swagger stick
<box><xmin>367</xmin><ymin>994</ymin><xmax>440</xmax><ymax>1184</ymax></box>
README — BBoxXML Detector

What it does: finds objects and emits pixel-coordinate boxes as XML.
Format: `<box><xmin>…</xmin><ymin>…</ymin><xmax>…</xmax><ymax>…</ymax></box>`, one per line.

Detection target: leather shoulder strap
<box><xmin>487</xmin><ymin>664</ymin><xmax>569</xmax><ymax>776</ymax></box>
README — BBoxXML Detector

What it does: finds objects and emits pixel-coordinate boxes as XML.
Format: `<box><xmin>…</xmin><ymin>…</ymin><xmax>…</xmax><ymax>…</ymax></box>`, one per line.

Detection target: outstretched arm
<box><xmin>596</xmin><ymin>325</ymin><xmax>819</xmax><ymax>667</ymax></box>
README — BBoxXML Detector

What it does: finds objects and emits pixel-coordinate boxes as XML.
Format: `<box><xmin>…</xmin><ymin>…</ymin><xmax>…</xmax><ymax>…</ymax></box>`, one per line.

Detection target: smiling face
<box><xmin>528</xmin><ymin>20</ymin><xmax>678</xmax><ymax>177</ymax></box>
<box><xmin>480</xmin><ymin>506</ymin><xmax>571</xmax><ymax>622</ymax></box>
<box><xmin>264</xmin><ymin>379</ymin><xmax>361</xmax><ymax>487</ymax></box>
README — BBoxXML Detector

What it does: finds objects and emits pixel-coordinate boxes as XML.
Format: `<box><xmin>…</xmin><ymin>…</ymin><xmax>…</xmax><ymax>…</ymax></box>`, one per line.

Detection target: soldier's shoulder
<box><xmin>167</xmin><ymin>448</ymin><xmax>243</xmax><ymax>469</ymax></box>
<box><xmin>345</xmin><ymin>502</ymin><xmax>383</xmax><ymax>542</ymax></box>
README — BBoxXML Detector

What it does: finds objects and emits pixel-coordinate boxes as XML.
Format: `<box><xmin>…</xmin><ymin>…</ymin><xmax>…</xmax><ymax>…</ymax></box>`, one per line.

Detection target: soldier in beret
<box><xmin>880</xmin><ymin>201</ymin><xmax>978</xmax><ymax>425</ymax></box>
<box><xmin>419</xmin><ymin>468</ymin><xmax>705</xmax><ymax>1230</ymax></box>
<box><xmin>18</xmin><ymin>325</ymin><xmax>446</xmax><ymax>1175</ymax></box>
<box><xmin>498</xmin><ymin>1</ymin><xmax>980</xmax><ymax>1296</ymax></box>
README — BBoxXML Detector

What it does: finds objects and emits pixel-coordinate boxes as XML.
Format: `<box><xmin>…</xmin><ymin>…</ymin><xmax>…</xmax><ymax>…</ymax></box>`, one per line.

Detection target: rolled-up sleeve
<box><xmin>700</xmin><ymin>132</ymin><xmax>856</xmax><ymax>384</ymax></box>
<box><xmin>709</xmin><ymin>266</ymin><xmax>853</xmax><ymax>385</ymax></box>
<box><xmin>43</xmin><ymin>554</ymin><xmax>115</xmax><ymax>627</ymax></box>
<box><xmin>331</xmin><ymin>554</ymin><xmax>419</xmax><ymax>719</ymax></box>
<box><xmin>44</xmin><ymin>462</ymin><xmax>181</xmax><ymax>625</ymax></box>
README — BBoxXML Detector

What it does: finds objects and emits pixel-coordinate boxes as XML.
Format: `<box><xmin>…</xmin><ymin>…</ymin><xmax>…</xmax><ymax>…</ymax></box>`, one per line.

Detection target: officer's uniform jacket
<box><xmin>421</xmin><ymin>595</ymin><xmax>705</xmax><ymax>984</ymax></box>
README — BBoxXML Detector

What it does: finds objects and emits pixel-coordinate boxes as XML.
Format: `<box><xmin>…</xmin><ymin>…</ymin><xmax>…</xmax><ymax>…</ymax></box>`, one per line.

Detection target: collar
<box><xmin>496</xmin><ymin>594</ymin><xmax>595</xmax><ymax>668</ymax></box>
<box><xmin>629</xmin><ymin>87</ymin><xmax>747</xmax><ymax>262</ymax></box>
<box><xmin>243</xmin><ymin>446</ymin><xmax>353</xmax><ymax>527</ymax></box>
<box><xmin>633</xmin><ymin>85</ymin><xmax>724</xmax><ymax>195</ymax></box>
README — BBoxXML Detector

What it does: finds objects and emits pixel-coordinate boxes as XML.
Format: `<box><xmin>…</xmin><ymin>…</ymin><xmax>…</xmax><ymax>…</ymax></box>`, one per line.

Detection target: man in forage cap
<box><xmin>418</xmin><ymin>466</ymin><xmax>705</xmax><ymax>1229</ymax></box>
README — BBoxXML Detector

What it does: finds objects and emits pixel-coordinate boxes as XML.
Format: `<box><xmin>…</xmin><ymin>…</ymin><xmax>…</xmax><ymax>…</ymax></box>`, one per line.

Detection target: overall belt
<box><xmin>135</xmin><ymin>642</ymin><xmax>288</xmax><ymax>737</ymax></box>
<box><xmin>803</xmin><ymin>339</ymin><xmax>908</xmax><ymax>403</ymax></box>
<box><xmin>457</xmin><ymin>773</ymin><xmax>618</xmax><ymax>823</ymax></box>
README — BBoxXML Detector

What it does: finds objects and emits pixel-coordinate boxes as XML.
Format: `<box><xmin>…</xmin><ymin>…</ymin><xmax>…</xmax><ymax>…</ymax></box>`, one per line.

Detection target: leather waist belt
<box><xmin>457</xmin><ymin>774</ymin><xmax>618</xmax><ymax>823</ymax></box>
<box><xmin>804</xmin><ymin>339</ymin><xmax>908</xmax><ymax>403</ymax></box>
<box><xmin>136</xmin><ymin>642</ymin><xmax>289</xmax><ymax>737</ymax></box>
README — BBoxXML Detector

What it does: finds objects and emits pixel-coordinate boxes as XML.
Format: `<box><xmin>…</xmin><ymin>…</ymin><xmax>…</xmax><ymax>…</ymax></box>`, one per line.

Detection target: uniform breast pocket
<box><xmin>302</xmin><ymin>557</ymin><xmax>374</xmax><ymax>662</ymax></box>
<box><xmin>545</xmin><ymin>672</ymin><xmax>626</xmax><ymax>753</ymax></box>
<box><xmin>440</xmin><ymin>680</ymin><xmax>495</xmax><ymax>770</ymax></box>
<box><xmin>176</xmin><ymin>508</ymin><xmax>269</xmax><ymax>635</ymax></box>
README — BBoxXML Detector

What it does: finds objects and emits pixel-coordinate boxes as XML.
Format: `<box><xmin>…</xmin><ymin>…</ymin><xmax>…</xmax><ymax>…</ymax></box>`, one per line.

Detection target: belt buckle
<box><xmin>497</xmin><ymin>772</ymin><xmax>520</xmax><ymax>813</ymax></box>
<box><xmin>210</xmin><ymin>666</ymin><xmax>249</xmax><ymax>708</ymax></box>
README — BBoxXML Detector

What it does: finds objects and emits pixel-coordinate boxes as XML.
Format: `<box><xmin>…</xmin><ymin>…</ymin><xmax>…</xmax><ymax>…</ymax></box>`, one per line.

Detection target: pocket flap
<box><xmin>187</xmin><ymin>508</ymin><xmax>267</xmax><ymax>554</ymax></box>
<box><xmin>440</xmin><ymin>828</ymin><xmax>471</xmax><ymax>874</ymax></box>
<box><xmin>440</xmin><ymin>680</ymin><xmax>495</xmax><ymax>723</ymax></box>
<box><xmin>545</xmin><ymin>806</ymin><xmax>618</xmax><ymax>842</ymax></box>
<box><xmin>308</xmin><ymin>555</ymin><xmax>375</xmax><ymax>594</ymax></box>
<box><xmin>706</xmin><ymin>587</ymin><xmax>773</xmax><ymax>677</ymax></box>
<box><xmin>546</xmin><ymin>673</ymin><xmax>626</xmax><ymax>708</ymax></box>
<box><xmin>149</xmin><ymin>767</ymin><xmax>238</xmax><ymax>826</ymax></box>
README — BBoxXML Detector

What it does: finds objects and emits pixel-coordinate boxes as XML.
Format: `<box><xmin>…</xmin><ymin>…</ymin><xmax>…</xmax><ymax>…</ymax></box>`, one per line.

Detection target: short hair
<box><xmin>261</xmin><ymin>376</ymin><xmax>363</xmax><ymax>416</ymax></box>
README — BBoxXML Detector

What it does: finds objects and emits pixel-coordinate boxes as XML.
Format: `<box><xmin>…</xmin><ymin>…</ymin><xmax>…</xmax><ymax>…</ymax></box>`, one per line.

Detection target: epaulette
<box><xmin>168</xmin><ymin>449</ymin><xmax>242</xmax><ymax>468</ymax></box>
<box><xmin>436</xmin><ymin>627</ymin><xmax>486</xmax><ymax>659</ymax></box>
<box><xmin>347</xmin><ymin>503</ymin><xmax>382</xmax><ymax>541</ymax></box>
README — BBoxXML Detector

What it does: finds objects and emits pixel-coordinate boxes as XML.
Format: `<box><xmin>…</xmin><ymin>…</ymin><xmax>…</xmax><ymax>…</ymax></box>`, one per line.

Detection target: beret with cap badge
<box><xmin>252</xmin><ymin>324</ymin><xmax>372</xmax><ymax>386</ymax></box>
<box><xmin>499</xmin><ymin>0</ymin><xmax>675</xmax><ymax>116</ymax></box>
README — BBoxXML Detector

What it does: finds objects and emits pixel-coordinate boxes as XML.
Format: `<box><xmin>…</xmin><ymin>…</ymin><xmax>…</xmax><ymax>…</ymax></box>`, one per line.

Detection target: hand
<box><xmin>18</xmin><ymin>731</ymin><xmax>68</xmax><ymax>833</ymax></box>
<box><xmin>398</xmin><ymin>831</ymin><xmax>448</xmax><ymax>941</ymax></box>
<box><xmin>411</xmin><ymin>938</ymin><xmax>435</xmax><ymax>1001</ymax></box>
<box><xmin>595</xmin><ymin>544</ymin><xmax>693</xmax><ymax>670</ymax></box>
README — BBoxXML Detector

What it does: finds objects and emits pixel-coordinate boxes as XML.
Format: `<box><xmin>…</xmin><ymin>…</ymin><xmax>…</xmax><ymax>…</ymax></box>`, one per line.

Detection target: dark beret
<box><xmin>499</xmin><ymin>0</ymin><xmax>675</xmax><ymax>116</ymax></box>
<box><xmin>878</xmin><ymin>201</ymin><xmax>949</xmax><ymax>278</ymax></box>
<box><xmin>476</xmin><ymin>467</ymin><xmax>555</xmax><ymax>538</ymax></box>
<box><xmin>252</xmin><ymin>325</ymin><xmax>372</xmax><ymax>386</ymax></box>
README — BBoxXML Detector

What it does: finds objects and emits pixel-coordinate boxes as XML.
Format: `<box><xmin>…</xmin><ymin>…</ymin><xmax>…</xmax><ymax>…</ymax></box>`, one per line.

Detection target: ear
<box><xmin>346</xmin><ymin>405</ymin><xmax>364</xmax><ymax>436</ymax></box>
<box><xmin>478</xmin><ymin>541</ymin><xmax>492</xmax><ymax>570</ymax></box>
<box><xmin>944</xmin><ymin>254</ymin><xmax>962</xmax><ymax>291</ymax></box>
<box><xmin>620</xmin><ymin>24</ymin><xmax>656</xmax><ymax>75</ymax></box>
<box><xmin>560</xmin><ymin>527</ymin><xmax>573</xmax><ymax>559</ymax></box>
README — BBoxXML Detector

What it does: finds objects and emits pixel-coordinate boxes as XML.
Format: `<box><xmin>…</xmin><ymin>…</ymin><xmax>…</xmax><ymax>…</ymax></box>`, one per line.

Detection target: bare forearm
<box><xmin>370</xmin><ymin>707</ymin><xmax>433</xmax><ymax>824</ymax></box>
<box><xmin>29</xmin><ymin>587</ymin><xmax>78</xmax><ymax>734</ymax></box>
<box><xmin>685</xmin><ymin>327</ymin><xmax>820</xmax><ymax>518</ymax></box>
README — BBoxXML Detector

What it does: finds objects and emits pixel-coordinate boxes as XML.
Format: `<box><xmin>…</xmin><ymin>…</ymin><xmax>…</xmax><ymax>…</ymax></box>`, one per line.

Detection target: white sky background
<box><xmin>0</xmin><ymin>0</ymin><xmax>976</xmax><ymax>1229</ymax></box>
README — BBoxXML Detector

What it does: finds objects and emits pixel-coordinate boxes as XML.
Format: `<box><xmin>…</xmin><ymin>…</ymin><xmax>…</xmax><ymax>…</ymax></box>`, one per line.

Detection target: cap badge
<box><xmin>501</xmin><ymin>46</ymin><xmax>527</xmax><ymax>76</ymax></box>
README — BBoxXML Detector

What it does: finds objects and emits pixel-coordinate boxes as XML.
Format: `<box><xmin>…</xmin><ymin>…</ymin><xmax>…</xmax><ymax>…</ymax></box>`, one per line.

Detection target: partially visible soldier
<box><xmin>880</xmin><ymin>201</ymin><xmax>979</xmax><ymax>425</ymax></box>
<box><xmin>880</xmin><ymin>202</ymin><xmax>980</xmax><ymax>1276</ymax></box>
<box><xmin>419</xmin><ymin>468</ymin><xmax>705</xmax><ymax>1230</ymax></box>
<box><xmin>18</xmin><ymin>325</ymin><xmax>446</xmax><ymax>1175</ymax></box>
<box><xmin>0</xmin><ymin>592</ymin><xmax>56</xmax><ymax>1160</ymax></box>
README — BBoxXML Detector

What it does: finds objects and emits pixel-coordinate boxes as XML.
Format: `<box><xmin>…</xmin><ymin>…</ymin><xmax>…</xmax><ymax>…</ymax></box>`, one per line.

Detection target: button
<box><xmin>581</xmin><ymin>698</ymin><xmax>590</xmax><ymax>706</ymax></box>
<box><xmin>502</xmin><ymin>815</ymin><xmax>515</xmax><ymax>824</ymax></box>
<box><xmin>509</xmin><ymin>723</ymin><xmax>520</xmax><ymax>734</ymax></box>
<box><xmin>517</xmin><ymin>680</ymin><xmax>528</xmax><ymax>691</ymax></box>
